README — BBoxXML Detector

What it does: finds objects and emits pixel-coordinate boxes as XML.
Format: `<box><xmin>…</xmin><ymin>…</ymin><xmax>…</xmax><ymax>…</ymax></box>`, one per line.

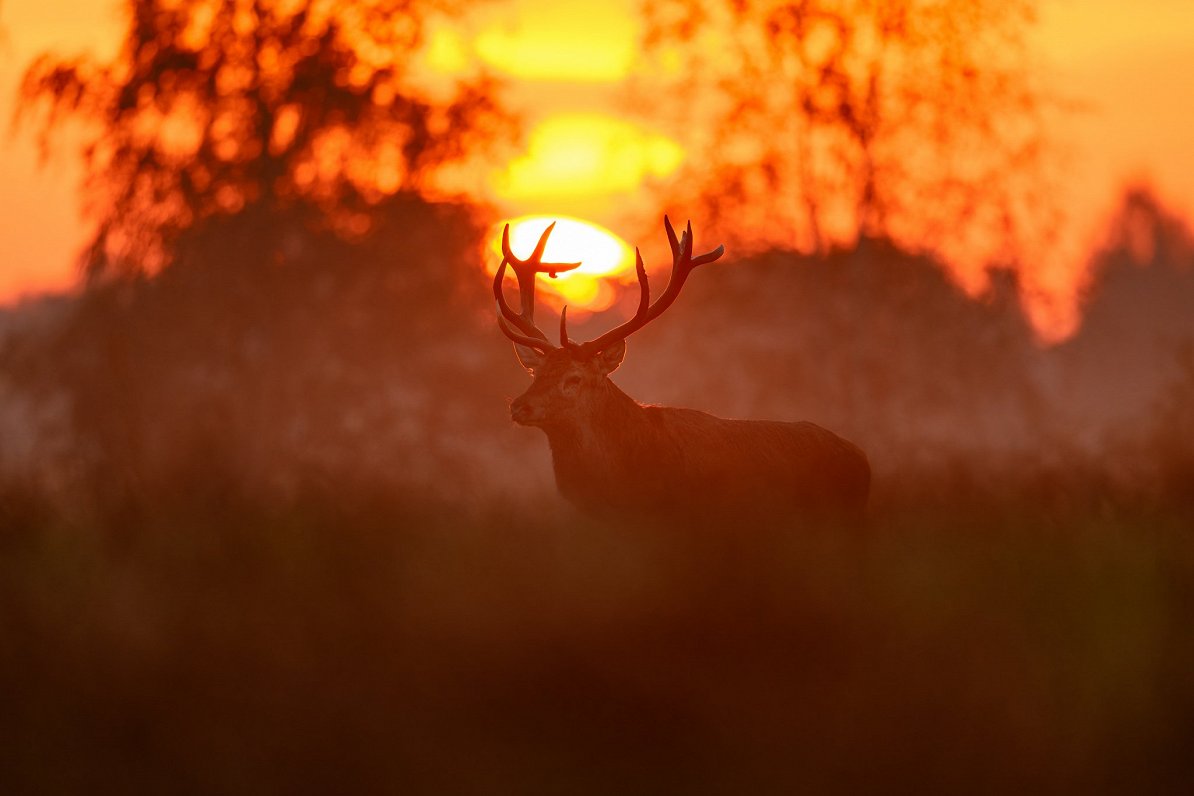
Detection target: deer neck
<box><xmin>542</xmin><ymin>380</ymin><xmax>646</xmax><ymax>501</ymax></box>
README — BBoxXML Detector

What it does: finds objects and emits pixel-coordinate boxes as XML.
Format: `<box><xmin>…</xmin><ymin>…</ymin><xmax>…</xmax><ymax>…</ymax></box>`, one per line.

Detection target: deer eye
<box><xmin>560</xmin><ymin>374</ymin><xmax>582</xmax><ymax>393</ymax></box>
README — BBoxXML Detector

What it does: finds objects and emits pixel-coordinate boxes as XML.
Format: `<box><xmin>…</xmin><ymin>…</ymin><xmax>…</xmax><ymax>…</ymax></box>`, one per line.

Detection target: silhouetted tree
<box><xmin>0</xmin><ymin>192</ymin><xmax>545</xmax><ymax>512</ymax></box>
<box><xmin>639</xmin><ymin>0</ymin><xmax>1058</xmax><ymax>270</ymax></box>
<box><xmin>18</xmin><ymin>0</ymin><xmax>510</xmax><ymax>277</ymax></box>
<box><xmin>8</xmin><ymin>1</ymin><xmax>536</xmax><ymax>509</ymax></box>
<box><xmin>1049</xmin><ymin>185</ymin><xmax>1194</xmax><ymax>449</ymax></box>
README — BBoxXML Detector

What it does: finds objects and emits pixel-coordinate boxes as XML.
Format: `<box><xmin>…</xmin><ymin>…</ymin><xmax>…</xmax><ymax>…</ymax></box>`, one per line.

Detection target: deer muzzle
<box><xmin>510</xmin><ymin>395</ymin><xmax>541</xmax><ymax>426</ymax></box>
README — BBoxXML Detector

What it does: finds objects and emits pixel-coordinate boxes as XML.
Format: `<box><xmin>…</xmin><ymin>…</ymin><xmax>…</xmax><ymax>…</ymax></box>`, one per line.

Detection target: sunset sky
<box><xmin>1</xmin><ymin>0</ymin><xmax>1192</xmax><ymax>338</ymax></box>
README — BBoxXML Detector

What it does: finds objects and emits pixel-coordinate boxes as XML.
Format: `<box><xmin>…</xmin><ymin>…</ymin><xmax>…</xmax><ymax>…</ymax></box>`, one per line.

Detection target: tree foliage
<box><xmin>640</xmin><ymin>0</ymin><xmax>1058</xmax><ymax>271</ymax></box>
<box><xmin>18</xmin><ymin>0</ymin><xmax>511</xmax><ymax>277</ymax></box>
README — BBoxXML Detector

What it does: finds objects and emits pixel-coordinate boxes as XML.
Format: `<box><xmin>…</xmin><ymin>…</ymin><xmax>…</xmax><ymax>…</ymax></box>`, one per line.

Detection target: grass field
<box><xmin>3</xmin><ymin>483</ymin><xmax>1191</xmax><ymax>794</ymax></box>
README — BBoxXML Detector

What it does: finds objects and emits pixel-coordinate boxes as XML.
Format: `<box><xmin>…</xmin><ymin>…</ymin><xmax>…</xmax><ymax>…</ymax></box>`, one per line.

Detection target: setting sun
<box><xmin>492</xmin><ymin>216</ymin><xmax>634</xmax><ymax>311</ymax></box>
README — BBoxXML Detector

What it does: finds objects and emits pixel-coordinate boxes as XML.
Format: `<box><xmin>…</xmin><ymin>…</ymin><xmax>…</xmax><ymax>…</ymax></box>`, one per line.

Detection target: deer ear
<box><xmin>513</xmin><ymin>343</ymin><xmax>545</xmax><ymax>373</ymax></box>
<box><xmin>594</xmin><ymin>340</ymin><xmax>626</xmax><ymax>375</ymax></box>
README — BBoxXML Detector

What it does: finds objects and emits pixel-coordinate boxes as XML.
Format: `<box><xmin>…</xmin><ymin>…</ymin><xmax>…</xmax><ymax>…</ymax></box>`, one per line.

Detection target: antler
<box><xmin>493</xmin><ymin>222</ymin><xmax>581</xmax><ymax>351</ymax></box>
<box><xmin>561</xmin><ymin>216</ymin><xmax>725</xmax><ymax>356</ymax></box>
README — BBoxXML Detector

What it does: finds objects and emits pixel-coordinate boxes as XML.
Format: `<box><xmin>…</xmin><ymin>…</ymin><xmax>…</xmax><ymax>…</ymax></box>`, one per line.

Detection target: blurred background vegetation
<box><xmin>1</xmin><ymin>0</ymin><xmax>1192</xmax><ymax>792</ymax></box>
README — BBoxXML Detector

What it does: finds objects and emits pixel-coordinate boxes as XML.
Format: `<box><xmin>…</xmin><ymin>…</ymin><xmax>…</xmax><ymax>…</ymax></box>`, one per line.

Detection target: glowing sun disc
<box><xmin>492</xmin><ymin>216</ymin><xmax>633</xmax><ymax>311</ymax></box>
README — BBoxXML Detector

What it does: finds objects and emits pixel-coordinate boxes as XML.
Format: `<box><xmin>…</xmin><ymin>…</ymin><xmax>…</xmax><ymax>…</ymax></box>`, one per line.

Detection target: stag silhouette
<box><xmin>494</xmin><ymin>218</ymin><xmax>869</xmax><ymax>525</ymax></box>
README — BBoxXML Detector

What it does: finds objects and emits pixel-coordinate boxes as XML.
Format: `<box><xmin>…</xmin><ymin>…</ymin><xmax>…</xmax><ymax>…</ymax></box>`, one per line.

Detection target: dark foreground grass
<box><xmin>1</xmin><ymin>485</ymin><xmax>1192</xmax><ymax>794</ymax></box>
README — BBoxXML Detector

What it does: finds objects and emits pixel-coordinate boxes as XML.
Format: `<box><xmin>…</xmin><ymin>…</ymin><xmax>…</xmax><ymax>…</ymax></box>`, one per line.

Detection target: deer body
<box><xmin>511</xmin><ymin>348</ymin><xmax>869</xmax><ymax>523</ymax></box>
<box><xmin>493</xmin><ymin>218</ymin><xmax>870</xmax><ymax>524</ymax></box>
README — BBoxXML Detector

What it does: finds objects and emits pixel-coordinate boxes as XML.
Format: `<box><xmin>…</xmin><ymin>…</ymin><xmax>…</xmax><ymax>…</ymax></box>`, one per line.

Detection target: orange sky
<box><xmin>1</xmin><ymin>0</ymin><xmax>1193</xmax><ymax>337</ymax></box>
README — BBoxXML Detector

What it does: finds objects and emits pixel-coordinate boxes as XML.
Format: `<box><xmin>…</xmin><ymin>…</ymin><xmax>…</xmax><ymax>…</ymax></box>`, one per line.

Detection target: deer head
<box><xmin>494</xmin><ymin>218</ymin><xmax>725</xmax><ymax>428</ymax></box>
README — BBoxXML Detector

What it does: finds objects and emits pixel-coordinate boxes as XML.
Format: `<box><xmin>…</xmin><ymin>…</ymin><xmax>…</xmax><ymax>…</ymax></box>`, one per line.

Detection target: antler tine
<box><xmin>501</xmin><ymin>222</ymin><xmax>584</xmax><ymax>279</ymax></box>
<box><xmin>692</xmin><ymin>243</ymin><xmax>726</xmax><ymax>266</ymax></box>
<box><xmin>496</xmin><ymin>304</ymin><xmax>554</xmax><ymax>353</ymax></box>
<box><xmin>493</xmin><ymin>259</ymin><xmax>545</xmax><ymax>342</ymax></box>
<box><xmin>561</xmin><ymin>245</ymin><xmax>652</xmax><ymax>353</ymax></box>
<box><xmin>573</xmin><ymin>218</ymin><xmax>724</xmax><ymax>356</ymax></box>
<box><xmin>493</xmin><ymin>222</ymin><xmax>583</xmax><ymax>347</ymax></box>
<box><xmin>631</xmin><ymin>249</ymin><xmax>651</xmax><ymax>318</ymax></box>
<box><xmin>641</xmin><ymin>217</ymin><xmax>722</xmax><ymax>324</ymax></box>
<box><xmin>559</xmin><ymin>306</ymin><xmax>577</xmax><ymax>349</ymax></box>
<box><xmin>570</xmin><ymin>248</ymin><xmax>651</xmax><ymax>356</ymax></box>
<box><xmin>499</xmin><ymin>223</ymin><xmax>581</xmax><ymax>336</ymax></box>
<box><xmin>664</xmin><ymin>215</ymin><xmax>681</xmax><ymax>257</ymax></box>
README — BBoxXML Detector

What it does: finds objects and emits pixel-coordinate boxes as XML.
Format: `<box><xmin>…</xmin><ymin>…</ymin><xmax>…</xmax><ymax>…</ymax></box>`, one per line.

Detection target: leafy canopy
<box><xmin>19</xmin><ymin>0</ymin><xmax>510</xmax><ymax>277</ymax></box>
<box><xmin>640</xmin><ymin>0</ymin><xmax>1059</xmax><ymax>273</ymax></box>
